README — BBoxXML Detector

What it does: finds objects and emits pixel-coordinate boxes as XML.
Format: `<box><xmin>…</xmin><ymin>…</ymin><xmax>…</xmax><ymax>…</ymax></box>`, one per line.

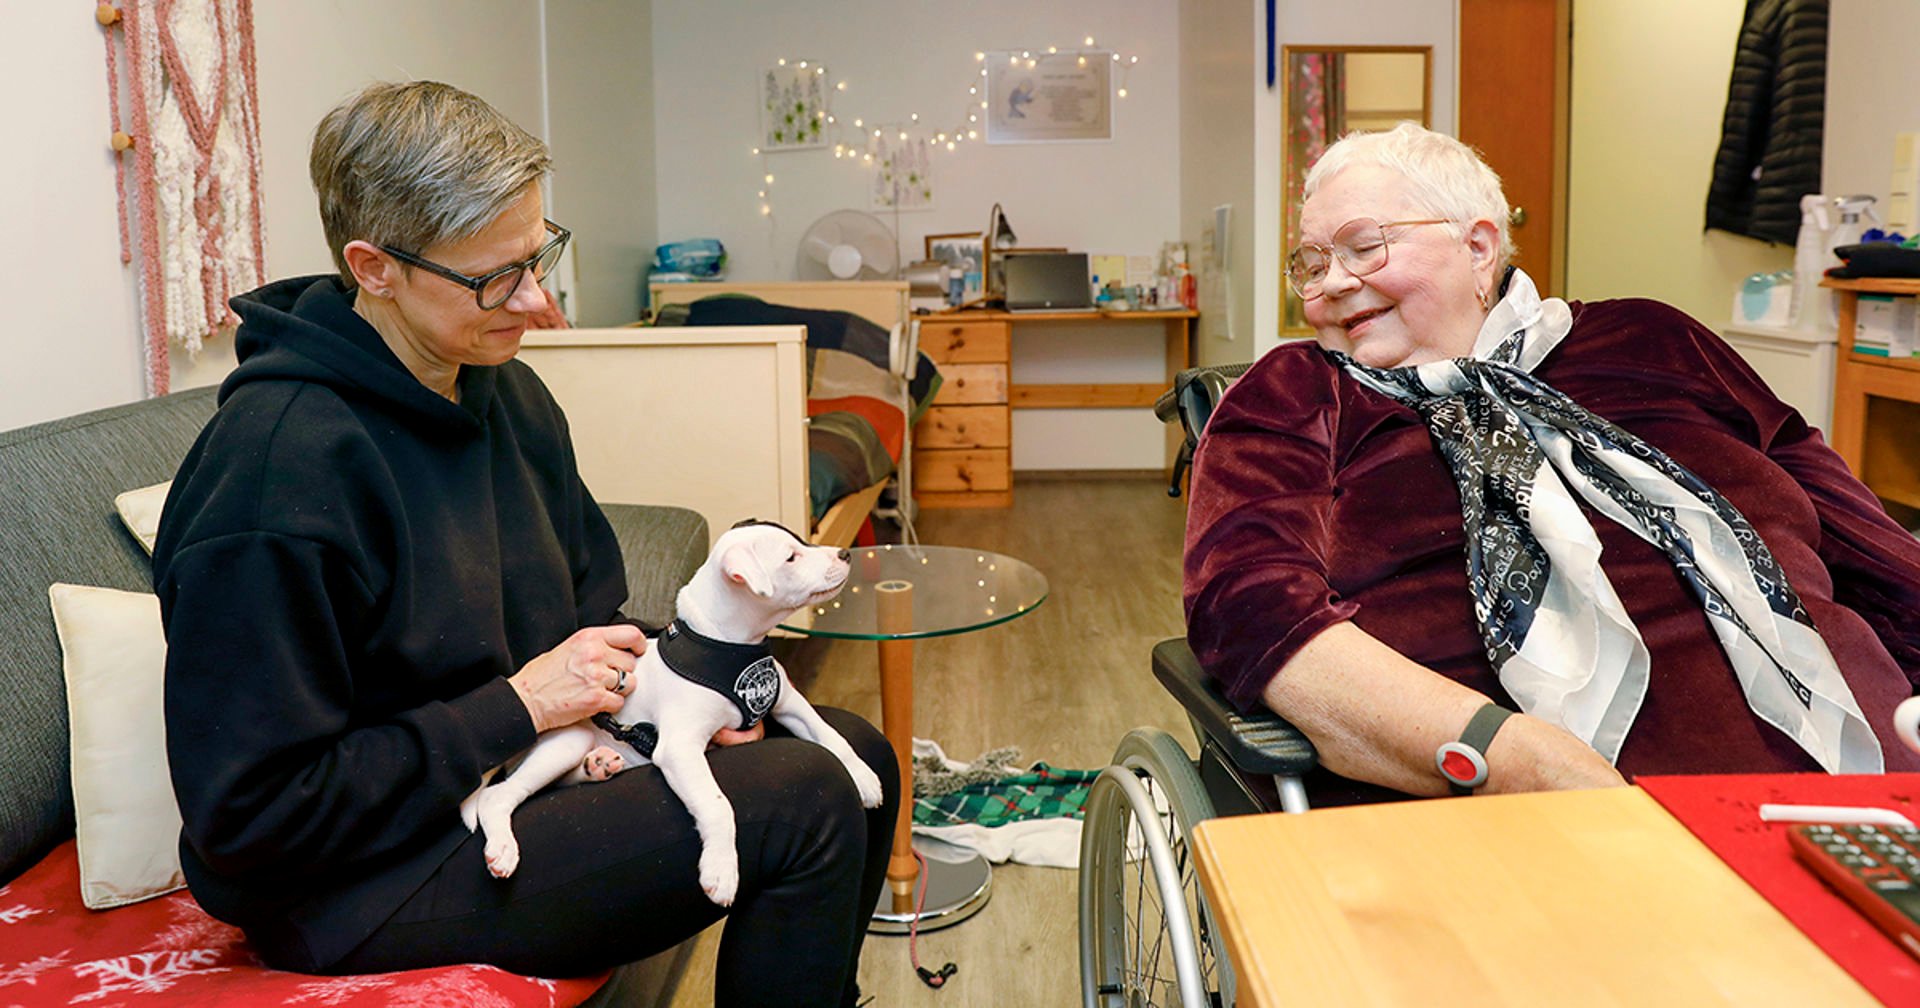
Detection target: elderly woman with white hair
<box><xmin>1185</xmin><ymin>122</ymin><xmax>1920</xmax><ymax>807</ymax></box>
<box><xmin>152</xmin><ymin>82</ymin><xmax>894</xmax><ymax>1007</ymax></box>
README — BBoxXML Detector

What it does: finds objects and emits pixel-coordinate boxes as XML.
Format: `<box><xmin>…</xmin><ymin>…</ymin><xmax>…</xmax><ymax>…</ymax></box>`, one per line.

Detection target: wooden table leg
<box><xmin>874</xmin><ymin>580</ymin><xmax>916</xmax><ymax>912</ymax></box>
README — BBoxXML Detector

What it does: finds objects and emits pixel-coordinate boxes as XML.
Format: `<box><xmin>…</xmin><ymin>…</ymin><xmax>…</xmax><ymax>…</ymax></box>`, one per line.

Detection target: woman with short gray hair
<box><xmin>154</xmin><ymin>80</ymin><xmax>896</xmax><ymax>1007</ymax></box>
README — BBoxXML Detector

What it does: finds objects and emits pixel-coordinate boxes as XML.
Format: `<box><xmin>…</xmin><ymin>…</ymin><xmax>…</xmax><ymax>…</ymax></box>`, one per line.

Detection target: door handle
<box><xmin>1509</xmin><ymin>206</ymin><xmax>1529</xmax><ymax>228</ymax></box>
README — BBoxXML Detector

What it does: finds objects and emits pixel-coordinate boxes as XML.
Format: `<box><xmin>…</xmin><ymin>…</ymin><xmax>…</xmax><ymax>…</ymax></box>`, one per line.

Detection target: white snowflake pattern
<box><xmin>147</xmin><ymin>897</ymin><xmax>242</xmax><ymax>953</ymax></box>
<box><xmin>283</xmin><ymin>973</ymin><xmax>398</xmax><ymax>1005</ymax></box>
<box><xmin>70</xmin><ymin>949</ymin><xmax>230</xmax><ymax>1002</ymax></box>
<box><xmin>474</xmin><ymin>965</ymin><xmax>562</xmax><ymax>1006</ymax></box>
<box><xmin>0</xmin><ymin>902</ymin><xmax>47</xmax><ymax>924</ymax></box>
<box><xmin>383</xmin><ymin>970</ymin><xmax>522</xmax><ymax>1008</ymax></box>
<box><xmin>0</xmin><ymin>951</ymin><xmax>72</xmax><ymax>987</ymax></box>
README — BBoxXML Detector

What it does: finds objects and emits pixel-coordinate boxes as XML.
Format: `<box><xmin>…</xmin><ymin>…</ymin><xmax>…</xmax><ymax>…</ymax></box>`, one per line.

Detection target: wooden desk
<box><xmin>913</xmin><ymin>308</ymin><xmax>1198</xmax><ymax>507</ymax></box>
<box><xmin>1189</xmin><ymin>787</ymin><xmax>1874</xmax><ymax>1006</ymax></box>
<box><xmin>1825</xmin><ymin>277</ymin><xmax>1920</xmax><ymax>526</ymax></box>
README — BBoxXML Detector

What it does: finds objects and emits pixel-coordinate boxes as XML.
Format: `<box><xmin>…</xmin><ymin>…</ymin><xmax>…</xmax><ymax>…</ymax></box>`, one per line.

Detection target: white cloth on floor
<box><xmin>909</xmin><ymin>737</ymin><xmax>1083</xmax><ymax>869</ymax></box>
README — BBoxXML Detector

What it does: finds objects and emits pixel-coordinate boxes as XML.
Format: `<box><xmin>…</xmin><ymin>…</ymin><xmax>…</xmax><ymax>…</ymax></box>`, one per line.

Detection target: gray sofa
<box><xmin>0</xmin><ymin>385</ymin><xmax>707</xmax><ymax>1006</ymax></box>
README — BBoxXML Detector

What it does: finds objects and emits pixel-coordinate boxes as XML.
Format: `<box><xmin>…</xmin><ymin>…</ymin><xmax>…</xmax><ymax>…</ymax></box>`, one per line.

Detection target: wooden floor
<box><xmin>669</xmin><ymin>477</ymin><xmax>1196</xmax><ymax>1007</ymax></box>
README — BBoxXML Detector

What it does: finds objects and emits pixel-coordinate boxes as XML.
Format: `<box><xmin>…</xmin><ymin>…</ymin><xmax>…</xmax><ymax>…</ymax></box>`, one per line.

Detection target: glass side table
<box><xmin>780</xmin><ymin>544</ymin><xmax>1048</xmax><ymax>932</ymax></box>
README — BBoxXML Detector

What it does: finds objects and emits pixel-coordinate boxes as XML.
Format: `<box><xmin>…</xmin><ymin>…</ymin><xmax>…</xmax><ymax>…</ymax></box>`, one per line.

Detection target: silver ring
<box><xmin>612</xmin><ymin>667</ymin><xmax>628</xmax><ymax>694</ymax></box>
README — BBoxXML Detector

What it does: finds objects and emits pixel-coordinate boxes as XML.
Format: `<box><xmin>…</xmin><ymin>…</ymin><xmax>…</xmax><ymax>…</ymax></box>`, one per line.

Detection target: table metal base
<box><xmin>868</xmin><ymin>844</ymin><xmax>992</xmax><ymax>934</ymax></box>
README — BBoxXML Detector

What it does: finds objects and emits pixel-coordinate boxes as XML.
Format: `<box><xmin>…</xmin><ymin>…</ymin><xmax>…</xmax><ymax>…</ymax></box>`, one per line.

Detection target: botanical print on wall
<box><xmin>869</xmin><ymin>126</ymin><xmax>933</xmax><ymax>211</ymax></box>
<box><xmin>761</xmin><ymin>62</ymin><xmax>829</xmax><ymax>151</ymax></box>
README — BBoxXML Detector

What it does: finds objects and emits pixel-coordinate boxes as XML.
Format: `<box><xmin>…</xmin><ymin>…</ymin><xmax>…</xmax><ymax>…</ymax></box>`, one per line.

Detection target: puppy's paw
<box><xmin>484</xmin><ymin>835</ymin><xmax>521</xmax><ymax>879</ymax></box>
<box><xmin>582</xmin><ymin>746</ymin><xmax>626</xmax><ymax>781</ymax></box>
<box><xmin>698</xmin><ymin>846</ymin><xmax>739</xmax><ymax>906</ymax></box>
<box><xmin>846</xmin><ymin>760</ymin><xmax>886</xmax><ymax>809</ymax></box>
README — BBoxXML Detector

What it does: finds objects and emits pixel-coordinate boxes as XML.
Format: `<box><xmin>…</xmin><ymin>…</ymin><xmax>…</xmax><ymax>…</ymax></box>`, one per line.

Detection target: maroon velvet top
<box><xmin>1184</xmin><ymin>298</ymin><xmax>1920</xmax><ymax>804</ymax></box>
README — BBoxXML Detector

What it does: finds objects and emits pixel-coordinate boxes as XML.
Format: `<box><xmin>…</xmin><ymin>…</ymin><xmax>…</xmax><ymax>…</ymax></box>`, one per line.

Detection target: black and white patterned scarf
<box><xmin>1332</xmin><ymin>269</ymin><xmax>1881</xmax><ymax>772</ymax></box>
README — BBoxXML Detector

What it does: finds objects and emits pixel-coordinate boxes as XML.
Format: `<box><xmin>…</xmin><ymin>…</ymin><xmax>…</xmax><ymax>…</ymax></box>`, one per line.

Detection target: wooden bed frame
<box><xmin>518</xmin><ymin>281</ymin><xmax>909</xmax><ymax>549</ymax></box>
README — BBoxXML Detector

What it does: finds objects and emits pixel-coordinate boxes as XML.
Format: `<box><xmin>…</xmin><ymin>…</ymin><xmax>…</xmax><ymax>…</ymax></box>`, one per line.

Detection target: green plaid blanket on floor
<box><xmin>911</xmin><ymin>762</ymin><xmax>1100</xmax><ymax>828</ymax></box>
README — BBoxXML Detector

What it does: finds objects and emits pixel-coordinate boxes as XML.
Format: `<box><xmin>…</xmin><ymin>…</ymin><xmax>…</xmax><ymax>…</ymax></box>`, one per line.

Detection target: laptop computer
<box><xmin>1002</xmin><ymin>252</ymin><xmax>1093</xmax><ymax>312</ymax></box>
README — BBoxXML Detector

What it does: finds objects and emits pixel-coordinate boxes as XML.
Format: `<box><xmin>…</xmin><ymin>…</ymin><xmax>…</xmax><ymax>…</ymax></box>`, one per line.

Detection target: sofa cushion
<box><xmin>113</xmin><ymin>481</ymin><xmax>170</xmax><ymax>555</ymax></box>
<box><xmin>50</xmin><ymin>583</ymin><xmax>183</xmax><ymax>908</ymax></box>
<box><xmin>0</xmin><ymin>839</ymin><xmax>610</xmax><ymax>1005</ymax></box>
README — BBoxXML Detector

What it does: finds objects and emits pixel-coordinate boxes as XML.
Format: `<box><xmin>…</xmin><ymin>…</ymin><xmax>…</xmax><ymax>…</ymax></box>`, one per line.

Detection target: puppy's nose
<box><xmin>837</xmin><ymin>548</ymin><xmax>851</xmax><ymax>562</ymax></box>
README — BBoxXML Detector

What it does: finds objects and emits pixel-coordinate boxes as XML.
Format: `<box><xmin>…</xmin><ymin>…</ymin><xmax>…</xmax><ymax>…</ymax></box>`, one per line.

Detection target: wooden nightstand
<box><xmin>914</xmin><ymin>317</ymin><xmax>1012</xmax><ymax>508</ymax></box>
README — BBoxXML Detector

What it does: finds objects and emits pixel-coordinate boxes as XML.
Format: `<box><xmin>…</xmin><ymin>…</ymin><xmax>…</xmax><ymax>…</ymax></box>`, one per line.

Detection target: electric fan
<box><xmin>797</xmin><ymin>210</ymin><xmax>900</xmax><ymax>280</ymax></box>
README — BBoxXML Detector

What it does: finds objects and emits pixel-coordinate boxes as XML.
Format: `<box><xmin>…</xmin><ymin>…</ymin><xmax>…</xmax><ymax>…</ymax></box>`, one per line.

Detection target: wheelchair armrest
<box><xmin>1154</xmin><ymin>363</ymin><xmax>1255</xmax><ymax>498</ymax></box>
<box><xmin>1152</xmin><ymin>638</ymin><xmax>1318</xmax><ymax>777</ymax></box>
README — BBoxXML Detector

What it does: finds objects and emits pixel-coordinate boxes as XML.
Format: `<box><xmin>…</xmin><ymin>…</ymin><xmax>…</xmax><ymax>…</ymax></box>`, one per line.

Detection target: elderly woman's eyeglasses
<box><xmin>1286</xmin><ymin>218</ymin><xmax>1452</xmax><ymax>300</ymax></box>
<box><xmin>379</xmin><ymin>220</ymin><xmax>571</xmax><ymax>311</ymax></box>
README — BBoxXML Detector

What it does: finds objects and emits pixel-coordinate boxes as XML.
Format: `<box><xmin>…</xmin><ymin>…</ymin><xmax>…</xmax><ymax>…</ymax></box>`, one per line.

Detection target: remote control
<box><xmin>1788</xmin><ymin>822</ymin><xmax>1920</xmax><ymax>960</ymax></box>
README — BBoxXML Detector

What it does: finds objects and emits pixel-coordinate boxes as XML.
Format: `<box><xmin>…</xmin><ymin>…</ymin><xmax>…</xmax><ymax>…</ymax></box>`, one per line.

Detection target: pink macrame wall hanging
<box><xmin>97</xmin><ymin>0</ymin><xmax>266</xmax><ymax>396</ymax></box>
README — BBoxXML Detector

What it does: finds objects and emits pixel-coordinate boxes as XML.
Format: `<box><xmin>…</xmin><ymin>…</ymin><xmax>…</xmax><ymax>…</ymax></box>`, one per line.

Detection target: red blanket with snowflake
<box><xmin>0</xmin><ymin>840</ymin><xmax>608</xmax><ymax>1006</ymax></box>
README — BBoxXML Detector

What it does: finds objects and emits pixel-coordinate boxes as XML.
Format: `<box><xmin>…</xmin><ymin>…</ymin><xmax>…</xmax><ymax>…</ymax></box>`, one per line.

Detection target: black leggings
<box><xmin>330</xmin><ymin>707</ymin><xmax>897</xmax><ymax>1008</ymax></box>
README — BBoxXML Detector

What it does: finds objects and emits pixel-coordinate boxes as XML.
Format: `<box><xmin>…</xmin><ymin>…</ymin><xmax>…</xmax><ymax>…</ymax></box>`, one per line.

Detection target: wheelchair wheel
<box><xmin>1079</xmin><ymin>728</ymin><xmax>1235</xmax><ymax>1008</ymax></box>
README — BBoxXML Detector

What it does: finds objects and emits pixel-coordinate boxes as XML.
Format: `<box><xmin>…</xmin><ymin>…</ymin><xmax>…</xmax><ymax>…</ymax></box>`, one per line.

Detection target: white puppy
<box><xmin>460</xmin><ymin>520</ymin><xmax>886</xmax><ymax>905</ymax></box>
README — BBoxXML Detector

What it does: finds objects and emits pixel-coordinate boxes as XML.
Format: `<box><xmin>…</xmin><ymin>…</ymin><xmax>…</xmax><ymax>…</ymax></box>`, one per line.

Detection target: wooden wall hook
<box><xmin>96</xmin><ymin>4</ymin><xmax>121</xmax><ymax>27</ymax></box>
<box><xmin>110</xmin><ymin>131</ymin><xmax>134</xmax><ymax>152</ymax></box>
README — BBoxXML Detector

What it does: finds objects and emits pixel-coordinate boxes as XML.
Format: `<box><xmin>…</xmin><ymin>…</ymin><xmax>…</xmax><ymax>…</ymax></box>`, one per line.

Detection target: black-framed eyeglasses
<box><xmin>380</xmin><ymin>219</ymin><xmax>571</xmax><ymax>310</ymax></box>
<box><xmin>1286</xmin><ymin>218</ymin><xmax>1452</xmax><ymax>300</ymax></box>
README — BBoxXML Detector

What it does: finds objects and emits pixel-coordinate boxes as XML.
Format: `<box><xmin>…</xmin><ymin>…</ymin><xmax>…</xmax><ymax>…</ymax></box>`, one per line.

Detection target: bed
<box><xmin>517</xmin><ymin>281</ymin><xmax>936</xmax><ymax>548</ymax></box>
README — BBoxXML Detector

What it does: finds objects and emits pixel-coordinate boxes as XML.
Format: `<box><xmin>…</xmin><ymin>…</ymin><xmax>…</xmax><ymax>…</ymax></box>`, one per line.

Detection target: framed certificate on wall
<box><xmin>984</xmin><ymin>50</ymin><xmax>1113</xmax><ymax>144</ymax></box>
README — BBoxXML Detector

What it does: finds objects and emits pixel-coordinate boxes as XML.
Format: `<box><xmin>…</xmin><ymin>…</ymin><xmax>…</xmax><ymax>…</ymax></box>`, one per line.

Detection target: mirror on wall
<box><xmin>1282</xmin><ymin>46</ymin><xmax>1432</xmax><ymax>334</ymax></box>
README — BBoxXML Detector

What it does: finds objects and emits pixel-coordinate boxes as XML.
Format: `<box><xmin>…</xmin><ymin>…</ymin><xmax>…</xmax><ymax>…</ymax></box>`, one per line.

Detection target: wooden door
<box><xmin>1458</xmin><ymin>0</ymin><xmax>1570</xmax><ymax>296</ymax></box>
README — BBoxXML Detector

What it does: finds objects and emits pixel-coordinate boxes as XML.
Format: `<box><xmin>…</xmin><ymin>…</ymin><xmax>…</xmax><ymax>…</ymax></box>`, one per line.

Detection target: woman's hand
<box><xmin>509</xmin><ymin>625</ymin><xmax>646</xmax><ymax>733</ymax></box>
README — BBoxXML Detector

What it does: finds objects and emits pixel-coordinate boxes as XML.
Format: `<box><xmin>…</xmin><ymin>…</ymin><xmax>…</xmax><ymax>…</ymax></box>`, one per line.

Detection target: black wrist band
<box><xmin>1436</xmin><ymin>702</ymin><xmax>1514</xmax><ymax>796</ymax></box>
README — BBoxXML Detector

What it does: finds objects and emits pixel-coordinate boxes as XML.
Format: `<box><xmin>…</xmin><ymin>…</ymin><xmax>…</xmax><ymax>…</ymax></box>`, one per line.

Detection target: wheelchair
<box><xmin>1078</xmin><ymin>363</ymin><xmax>1320</xmax><ymax>1008</ymax></box>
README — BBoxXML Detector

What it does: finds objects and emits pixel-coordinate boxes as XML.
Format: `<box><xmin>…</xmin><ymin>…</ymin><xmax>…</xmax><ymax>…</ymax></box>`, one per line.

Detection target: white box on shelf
<box><xmin>1854</xmin><ymin>293</ymin><xmax>1917</xmax><ymax>359</ymax></box>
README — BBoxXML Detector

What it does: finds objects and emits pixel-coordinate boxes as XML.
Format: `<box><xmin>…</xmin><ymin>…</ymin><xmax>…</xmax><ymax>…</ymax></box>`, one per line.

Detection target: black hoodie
<box><xmin>152</xmin><ymin>275</ymin><xmax>632</xmax><ymax>971</ymax></box>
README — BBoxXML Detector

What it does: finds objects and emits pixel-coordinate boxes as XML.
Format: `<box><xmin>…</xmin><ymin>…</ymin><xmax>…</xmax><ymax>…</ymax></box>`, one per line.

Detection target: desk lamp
<box><xmin>985</xmin><ymin>203</ymin><xmax>1018</xmax><ymax>302</ymax></box>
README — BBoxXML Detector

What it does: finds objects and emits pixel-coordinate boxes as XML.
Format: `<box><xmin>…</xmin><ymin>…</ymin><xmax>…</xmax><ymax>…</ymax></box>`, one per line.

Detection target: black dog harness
<box><xmin>593</xmin><ymin>620</ymin><xmax>782</xmax><ymax>759</ymax></box>
<box><xmin>592</xmin><ymin>518</ymin><xmax>801</xmax><ymax>759</ymax></box>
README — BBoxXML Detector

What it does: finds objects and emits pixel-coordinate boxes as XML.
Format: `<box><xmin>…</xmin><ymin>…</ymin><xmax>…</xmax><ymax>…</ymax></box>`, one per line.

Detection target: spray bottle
<box><xmin>1791</xmin><ymin>193</ymin><xmax>1832</xmax><ymax>332</ymax></box>
<box><xmin>1824</xmin><ymin>195</ymin><xmax>1880</xmax><ymax>328</ymax></box>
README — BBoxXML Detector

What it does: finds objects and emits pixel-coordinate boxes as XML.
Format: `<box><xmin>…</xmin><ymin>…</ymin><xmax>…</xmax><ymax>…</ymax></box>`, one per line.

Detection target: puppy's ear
<box><xmin>719</xmin><ymin>543</ymin><xmax>774</xmax><ymax>598</ymax></box>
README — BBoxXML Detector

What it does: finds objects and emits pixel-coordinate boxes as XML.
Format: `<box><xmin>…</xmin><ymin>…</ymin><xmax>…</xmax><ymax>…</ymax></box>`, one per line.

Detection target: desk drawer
<box><xmin>915</xmin><ymin>405</ymin><xmax>1010</xmax><ymax>449</ymax></box>
<box><xmin>931</xmin><ymin>364</ymin><xmax>1009</xmax><ymax>405</ymax></box>
<box><xmin>913</xmin><ymin>449</ymin><xmax>1012</xmax><ymax>492</ymax></box>
<box><xmin>920</xmin><ymin>321</ymin><xmax>1010</xmax><ymax>363</ymax></box>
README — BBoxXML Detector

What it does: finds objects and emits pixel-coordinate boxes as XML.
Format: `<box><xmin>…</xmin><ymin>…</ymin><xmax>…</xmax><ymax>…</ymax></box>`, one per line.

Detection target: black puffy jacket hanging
<box><xmin>1704</xmin><ymin>0</ymin><xmax>1829</xmax><ymax>244</ymax></box>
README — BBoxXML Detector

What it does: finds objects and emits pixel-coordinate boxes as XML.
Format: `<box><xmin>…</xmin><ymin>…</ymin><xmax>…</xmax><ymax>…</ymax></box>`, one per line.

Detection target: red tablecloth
<box><xmin>1639</xmin><ymin>773</ymin><xmax>1920</xmax><ymax>1006</ymax></box>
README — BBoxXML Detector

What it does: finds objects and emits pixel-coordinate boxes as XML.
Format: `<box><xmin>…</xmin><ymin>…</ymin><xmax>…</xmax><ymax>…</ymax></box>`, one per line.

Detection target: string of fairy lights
<box><xmin>748</xmin><ymin>39</ymin><xmax>1143</xmax><ymax>219</ymax></box>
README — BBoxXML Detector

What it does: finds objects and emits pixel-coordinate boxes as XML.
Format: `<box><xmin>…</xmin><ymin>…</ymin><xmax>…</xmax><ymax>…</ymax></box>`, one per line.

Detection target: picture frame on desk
<box><xmin>925</xmin><ymin>232</ymin><xmax>984</xmax><ymax>300</ymax></box>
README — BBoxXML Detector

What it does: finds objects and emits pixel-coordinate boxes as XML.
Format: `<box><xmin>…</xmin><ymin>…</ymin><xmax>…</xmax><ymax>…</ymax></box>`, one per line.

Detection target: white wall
<box><xmin>546</xmin><ymin>0</ymin><xmax>657</xmax><ymax>326</ymax></box>
<box><xmin>1824</xmin><ymin>1</ymin><xmax>1920</xmax><ymax>206</ymax></box>
<box><xmin>0</xmin><ymin>1</ymin><xmax>549</xmax><ymax>431</ymax></box>
<box><xmin>2</xmin><ymin>5</ymin><xmax>150</xmax><ymax>430</ymax></box>
<box><xmin>1564</xmin><ymin>0</ymin><xmax>1791</xmax><ymax>323</ymax></box>
<box><xmin>1179</xmin><ymin>0</ymin><xmax>1258</xmax><ymax>369</ymax></box>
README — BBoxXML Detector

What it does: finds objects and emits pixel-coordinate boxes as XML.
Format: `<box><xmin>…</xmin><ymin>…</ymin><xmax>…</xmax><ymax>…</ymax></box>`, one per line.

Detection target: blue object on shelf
<box><xmin>653</xmin><ymin>239</ymin><xmax>728</xmax><ymax>279</ymax></box>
